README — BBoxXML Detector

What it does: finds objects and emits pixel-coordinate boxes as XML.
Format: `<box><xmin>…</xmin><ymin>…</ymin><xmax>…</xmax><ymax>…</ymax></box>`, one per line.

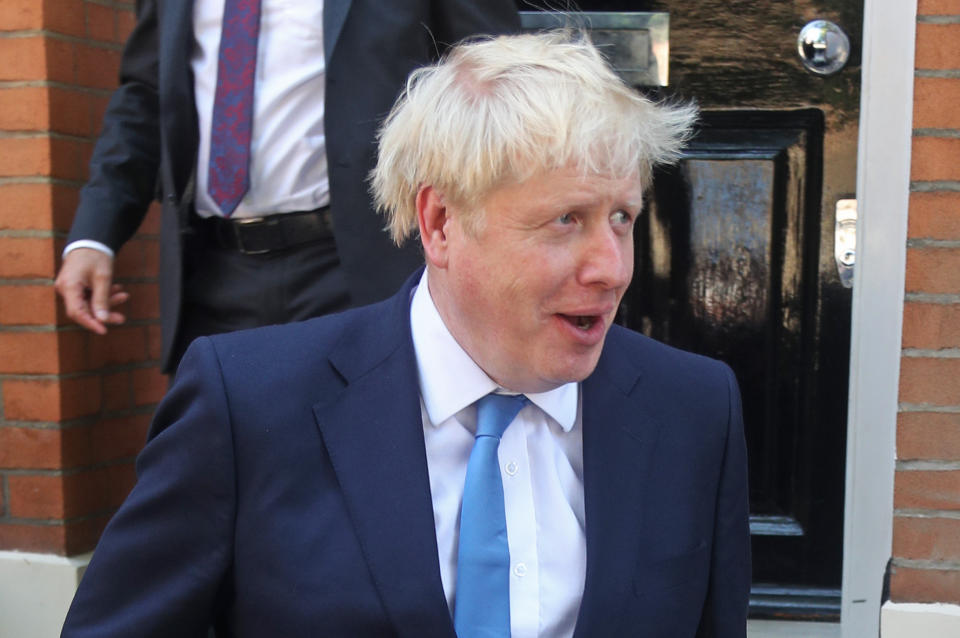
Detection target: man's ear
<box><xmin>416</xmin><ymin>185</ymin><xmax>450</xmax><ymax>269</ymax></box>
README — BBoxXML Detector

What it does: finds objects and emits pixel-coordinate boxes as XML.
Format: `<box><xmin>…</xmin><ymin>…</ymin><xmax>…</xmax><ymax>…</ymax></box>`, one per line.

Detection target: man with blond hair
<box><xmin>62</xmin><ymin>31</ymin><xmax>750</xmax><ymax>638</ymax></box>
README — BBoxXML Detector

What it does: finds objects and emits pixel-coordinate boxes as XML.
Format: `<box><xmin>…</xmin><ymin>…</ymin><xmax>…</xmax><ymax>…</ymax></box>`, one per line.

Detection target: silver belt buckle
<box><xmin>233</xmin><ymin>216</ymin><xmax>274</xmax><ymax>255</ymax></box>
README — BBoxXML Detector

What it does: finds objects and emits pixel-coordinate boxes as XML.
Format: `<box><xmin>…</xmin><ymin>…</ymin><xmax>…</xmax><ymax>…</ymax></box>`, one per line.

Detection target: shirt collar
<box><xmin>410</xmin><ymin>269</ymin><xmax>578</xmax><ymax>432</ymax></box>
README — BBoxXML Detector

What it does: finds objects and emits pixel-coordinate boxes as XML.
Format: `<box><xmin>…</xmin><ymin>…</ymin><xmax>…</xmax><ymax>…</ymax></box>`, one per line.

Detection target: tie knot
<box><xmin>475</xmin><ymin>393</ymin><xmax>527</xmax><ymax>440</ymax></box>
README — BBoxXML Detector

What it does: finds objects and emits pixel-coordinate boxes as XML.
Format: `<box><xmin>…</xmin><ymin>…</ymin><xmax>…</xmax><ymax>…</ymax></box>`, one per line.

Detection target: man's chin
<box><xmin>540</xmin><ymin>349</ymin><xmax>605</xmax><ymax>388</ymax></box>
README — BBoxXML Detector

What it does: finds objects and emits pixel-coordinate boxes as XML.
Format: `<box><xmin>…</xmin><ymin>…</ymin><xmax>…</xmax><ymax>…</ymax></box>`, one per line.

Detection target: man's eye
<box><xmin>610</xmin><ymin>210</ymin><xmax>632</xmax><ymax>225</ymax></box>
<box><xmin>557</xmin><ymin>213</ymin><xmax>575</xmax><ymax>225</ymax></box>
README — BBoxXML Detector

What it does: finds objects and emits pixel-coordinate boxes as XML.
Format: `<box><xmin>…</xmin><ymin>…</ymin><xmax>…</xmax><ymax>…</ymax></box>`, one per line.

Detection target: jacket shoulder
<box><xmin>601</xmin><ymin>324</ymin><xmax>736</xmax><ymax>401</ymax></box>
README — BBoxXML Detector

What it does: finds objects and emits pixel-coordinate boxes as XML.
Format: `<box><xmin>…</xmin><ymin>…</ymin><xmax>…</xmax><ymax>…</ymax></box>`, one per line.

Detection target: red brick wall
<box><xmin>891</xmin><ymin>0</ymin><xmax>960</xmax><ymax>605</ymax></box>
<box><xmin>0</xmin><ymin>0</ymin><xmax>164</xmax><ymax>556</ymax></box>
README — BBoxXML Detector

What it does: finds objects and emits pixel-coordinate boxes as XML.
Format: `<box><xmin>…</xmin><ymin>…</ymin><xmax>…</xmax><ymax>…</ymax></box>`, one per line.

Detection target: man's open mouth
<box><xmin>560</xmin><ymin>314</ymin><xmax>599</xmax><ymax>330</ymax></box>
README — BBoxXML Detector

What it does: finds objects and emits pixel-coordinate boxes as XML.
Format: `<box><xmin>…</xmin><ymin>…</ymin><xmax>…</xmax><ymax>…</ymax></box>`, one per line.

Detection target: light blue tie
<box><xmin>454</xmin><ymin>393</ymin><xmax>528</xmax><ymax>638</ymax></box>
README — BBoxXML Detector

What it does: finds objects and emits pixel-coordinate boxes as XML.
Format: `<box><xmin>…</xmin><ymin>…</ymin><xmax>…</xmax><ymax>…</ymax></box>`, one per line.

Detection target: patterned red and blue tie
<box><xmin>208</xmin><ymin>0</ymin><xmax>261</xmax><ymax>216</ymax></box>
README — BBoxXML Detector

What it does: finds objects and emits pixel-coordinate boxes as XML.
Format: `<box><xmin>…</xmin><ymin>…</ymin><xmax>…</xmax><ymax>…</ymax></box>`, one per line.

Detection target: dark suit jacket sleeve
<box><xmin>61</xmin><ymin>338</ymin><xmax>235</xmax><ymax>638</ymax></box>
<box><xmin>698</xmin><ymin>365</ymin><xmax>752</xmax><ymax>637</ymax></box>
<box><xmin>67</xmin><ymin>0</ymin><xmax>162</xmax><ymax>251</ymax></box>
<box><xmin>430</xmin><ymin>0</ymin><xmax>521</xmax><ymax>46</ymax></box>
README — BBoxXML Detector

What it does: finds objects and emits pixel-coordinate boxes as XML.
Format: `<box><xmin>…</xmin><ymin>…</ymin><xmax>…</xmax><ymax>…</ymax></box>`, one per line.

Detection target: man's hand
<box><xmin>55</xmin><ymin>248</ymin><xmax>129</xmax><ymax>334</ymax></box>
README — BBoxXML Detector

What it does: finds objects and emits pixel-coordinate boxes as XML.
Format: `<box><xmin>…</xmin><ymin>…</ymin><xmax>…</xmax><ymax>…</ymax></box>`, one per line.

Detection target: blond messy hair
<box><xmin>371</xmin><ymin>29</ymin><xmax>697</xmax><ymax>245</ymax></box>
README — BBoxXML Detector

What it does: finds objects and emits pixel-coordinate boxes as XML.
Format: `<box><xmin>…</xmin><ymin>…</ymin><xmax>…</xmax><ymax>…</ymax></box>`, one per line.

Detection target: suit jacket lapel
<box><xmin>573</xmin><ymin>330</ymin><xmax>664</xmax><ymax>637</ymax></box>
<box><xmin>323</xmin><ymin>0</ymin><xmax>352</xmax><ymax>62</ymax></box>
<box><xmin>312</xmin><ymin>276</ymin><xmax>456</xmax><ymax>638</ymax></box>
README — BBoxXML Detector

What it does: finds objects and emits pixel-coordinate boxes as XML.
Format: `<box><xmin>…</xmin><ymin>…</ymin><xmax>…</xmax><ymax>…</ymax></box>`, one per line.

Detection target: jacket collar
<box><xmin>323</xmin><ymin>0</ymin><xmax>352</xmax><ymax>63</ymax></box>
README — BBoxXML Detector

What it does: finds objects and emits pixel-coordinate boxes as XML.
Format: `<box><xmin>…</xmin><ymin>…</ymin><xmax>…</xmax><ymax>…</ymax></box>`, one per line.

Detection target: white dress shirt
<box><xmin>65</xmin><ymin>0</ymin><xmax>330</xmax><ymax>257</ymax></box>
<box><xmin>191</xmin><ymin>0</ymin><xmax>330</xmax><ymax>219</ymax></box>
<box><xmin>411</xmin><ymin>270</ymin><xmax>587</xmax><ymax>638</ymax></box>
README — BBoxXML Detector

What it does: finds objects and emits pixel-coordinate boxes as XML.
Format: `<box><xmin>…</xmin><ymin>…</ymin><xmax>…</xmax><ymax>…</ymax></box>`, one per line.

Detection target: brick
<box><xmin>0</xmin><ymin>523</ymin><xmax>67</xmax><ymax>555</ymax></box>
<box><xmin>142</xmin><ymin>239</ymin><xmax>160</xmax><ymax>274</ymax></box>
<box><xmin>64</xmin><ymin>515</ymin><xmax>111</xmax><ymax>555</ymax></box>
<box><xmin>114</xmin><ymin>238</ymin><xmax>159</xmax><ymax>278</ymax></box>
<box><xmin>916</xmin><ymin>24</ymin><xmax>960</xmax><ymax>70</ymax></box>
<box><xmin>93</xmin><ymin>415</ymin><xmax>148</xmax><ymax>461</ymax></box>
<box><xmin>0</xmin><ymin>515</ymin><xmax>110</xmax><ymax>555</ymax></box>
<box><xmin>894</xmin><ymin>470</ymin><xmax>960</xmax><ymax>510</ymax></box>
<box><xmin>0</xmin><ymin>87</ymin><xmax>49</xmax><ymax>131</ymax></box>
<box><xmin>0</xmin><ymin>35</ymin><xmax>75</xmax><ymax>83</ymax></box>
<box><xmin>0</xmin><ymin>284</ymin><xmax>59</xmax><ymax>326</ymax></box>
<box><xmin>116</xmin><ymin>6</ymin><xmax>136</xmax><ymax>42</ymax></box>
<box><xmin>893</xmin><ymin>517</ymin><xmax>960</xmax><ymax>562</ymax></box>
<box><xmin>0</xmin><ymin>182</ymin><xmax>78</xmax><ymax>233</ymax></box>
<box><xmin>61</xmin><ymin>464</ymin><xmax>136</xmax><ymax>518</ymax></box>
<box><xmin>2</xmin><ymin>378</ymin><xmax>61</xmax><ymax>422</ymax></box>
<box><xmin>902</xmin><ymin>302</ymin><xmax>960</xmax><ymax>349</ymax></box>
<box><xmin>0</xmin><ymin>237</ymin><xmax>56</xmax><ymax>278</ymax></box>
<box><xmin>49</xmin><ymin>87</ymin><xmax>94</xmax><ymax>137</ymax></box>
<box><xmin>60</xmin><ymin>414</ymin><xmax>149</xmax><ymax>469</ymax></box>
<box><xmin>0</xmin><ymin>183</ymin><xmax>53</xmax><ymax>231</ymax></box>
<box><xmin>914</xmin><ymin>78</ymin><xmax>960</xmax><ymax>130</ymax></box>
<box><xmin>905</xmin><ymin>247</ymin><xmax>960</xmax><ymax>294</ymax></box>
<box><xmin>900</xmin><ymin>358</ymin><xmax>960</xmax><ymax>406</ymax></box>
<box><xmin>85</xmin><ymin>414</ymin><xmax>148</xmax><ymax>464</ymax></box>
<box><xmin>85</xmin><ymin>2</ymin><xmax>116</xmax><ymax>42</ymax></box>
<box><xmin>3</xmin><ymin>375</ymin><xmax>101</xmax><ymax>421</ymax></box>
<box><xmin>0</xmin><ymin>331</ymin><xmax>59</xmax><ymax>374</ymax></box>
<box><xmin>0</xmin><ymin>427</ymin><xmax>61</xmax><ymax>470</ymax></box>
<box><xmin>909</xmin><ymin>192</ymin><xmax>960</xmax><ymax>241</ymax></box>
<box><xmin>918</xmin><ymin>0</ymin><xmax>960</xmax><ymax>14</ymax></box>
<box><xmin>56</xmin><ymin>329</ymin><xmax>93</xmax><ymax>374</ymax></box>
<box><xmin>147</xmin><ymin>324</ymin><xmax>162</xmax><ymax>361</ymax></box>
<box><xmin>912</xmin><ymin>138</ymin><xmax>960</xmax><ymax>182</ymax></box>
<box><xmin>52</xmin><ymin>183</ymin><xmax>80</xmax><ymax>232</ymax></box>
<box><xmin>0</xmin><ymin>0</ymin><xmax>43</xmax><ymax>30</ymax></box>
<box><xmin>101</xmin><ymin>371</ymin><xmax>132</xmax><ymax>412</ymax></box>
<box><xmin>43</xmin><ymin>0</ymin><xmax>86</xmax><ymax>38</ymax></box>
<box><xmin>138</xmin><ymin>201</ymin><xmax>162</xmax><ymax>235</ymax></box>
<box><xmin>78</xmin><ymin>139</ymin><xmax>94</xmax><ymax>182</ymax></box>
<box><xmin>112</xmin><ymin>238</ymin><xmax>143</xmax><ymax>278</ymax></box>
<box><xmin>74</xmin><ymin>43</ymin><xmax>120</xmax><ymax>90</ymax></box>
<box><xmin>898</xmin><ymin>412</ymin><xmax>960</xmax><ymax>460</ymax></box>
<box><xmin>7</xmin><ymin>464</ymin><xmax>135</xmax><ymax>519</ymax></box>
<box><xmin>133</xmin><ymin>365</ymin><xmax>166</xmax><ymax>405</ymax></box>
<box><xmin>890</xmin><ymin>565</ymin><xmax>960</xmax><ymax>604</ymax></box>
<box><xmin>89</xmin><ymin>94</ymin><xmax>112</xmax><ymax>136</ymax></box>
<box><xmin>44</xmin><ymin>37</ymin><xmax>76</xmax><ymax>84</ymax></box>
<box><xmin>124</xmin><ymin>282</ymin><xmax>160</xmax><ymax>320</ymax></box>
<box><xmin>87</xmin><ymin>325</ymin><xmax>148</xmax><ymax>367</ymax></box>
<box><xmin>0</xmin><ymin>37</ymin><xmax>46</xmax><ymax>81</ymax></box>
<box><xmin>50</xmin><ymin>136</ymin><xmax>91</xmax><ymax>181</ymax></box>
<box><xmin>0</xmin><ymin>137</ymin><xmax>51</xmax><ymax>177</ymax></box>
<box><xmin>8</xmin><ymin>474</ymin><xmax>64</xmax><ymax>518</ymax></box>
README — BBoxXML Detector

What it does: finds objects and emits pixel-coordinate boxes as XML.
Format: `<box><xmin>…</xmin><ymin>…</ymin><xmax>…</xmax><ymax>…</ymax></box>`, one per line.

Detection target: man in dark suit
<box><xmin>61</xmin><ymin>31</ymin><xmax>750</xmax><ymax>637</ymax></box>
<box><xmin>54</xmin><ymin>0</ymin><xmax>519</xmax><ymax>373</ymax></box>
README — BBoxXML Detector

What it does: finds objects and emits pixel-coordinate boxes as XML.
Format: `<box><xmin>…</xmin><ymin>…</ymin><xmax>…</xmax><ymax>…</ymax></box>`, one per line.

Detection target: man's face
<box><xmin>429</xmin><ymin>167</ymin><xmax>642</xmax><ymax>393</ymax></box>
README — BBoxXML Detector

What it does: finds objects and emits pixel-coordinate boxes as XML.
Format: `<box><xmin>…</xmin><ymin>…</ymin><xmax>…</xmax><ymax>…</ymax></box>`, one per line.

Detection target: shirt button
<box><xmin>513</xmin><ymin>562</ymin><xmax>527</xmax><ymax>577</ymax></box>
<box><xmin>505</xmin><ymin>461</ymin><xmax>519</xmax><ymax>476</ymax></box>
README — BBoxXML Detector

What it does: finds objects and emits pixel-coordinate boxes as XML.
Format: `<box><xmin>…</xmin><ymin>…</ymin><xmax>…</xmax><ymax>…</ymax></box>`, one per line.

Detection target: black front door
<box><xmin>519</xmin><ymin>0</ymin><xmax>862</xmax><ymax>620</ymax></box>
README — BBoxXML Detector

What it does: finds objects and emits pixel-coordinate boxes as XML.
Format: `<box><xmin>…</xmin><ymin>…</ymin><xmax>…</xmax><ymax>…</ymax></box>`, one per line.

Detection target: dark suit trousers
<box><xmin>171</xmin><ymin>235</ymin><xmax>351</xmax><ymax>372</ymax></box>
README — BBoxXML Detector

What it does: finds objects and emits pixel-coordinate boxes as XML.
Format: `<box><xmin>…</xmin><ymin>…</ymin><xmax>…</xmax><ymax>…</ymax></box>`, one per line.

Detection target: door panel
<box><xmin>628</xmin><ymin>111</ymin><xmax>848</xmax><ymax>619</ymax></box>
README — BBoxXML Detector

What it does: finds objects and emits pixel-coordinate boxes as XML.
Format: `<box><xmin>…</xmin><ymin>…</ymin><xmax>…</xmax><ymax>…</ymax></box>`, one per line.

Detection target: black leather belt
<box><xmin>195</xmin><ymin>206</ymin><xmax>334</xmax><ymax>255</ymax></box>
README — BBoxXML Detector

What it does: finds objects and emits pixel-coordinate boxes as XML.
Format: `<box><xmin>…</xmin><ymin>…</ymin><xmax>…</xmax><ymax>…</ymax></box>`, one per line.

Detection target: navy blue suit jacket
<box><xmin>62</xmin><ymin>272</ymin><xmax>751</xmax><ymax>637</ymax></box>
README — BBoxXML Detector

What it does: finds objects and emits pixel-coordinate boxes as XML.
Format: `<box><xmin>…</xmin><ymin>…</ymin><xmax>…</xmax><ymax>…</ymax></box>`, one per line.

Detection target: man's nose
<box><xmin>578</xmin><ymin>228</ymin><xmax>633</xmax><ymax>289</ymax></box>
